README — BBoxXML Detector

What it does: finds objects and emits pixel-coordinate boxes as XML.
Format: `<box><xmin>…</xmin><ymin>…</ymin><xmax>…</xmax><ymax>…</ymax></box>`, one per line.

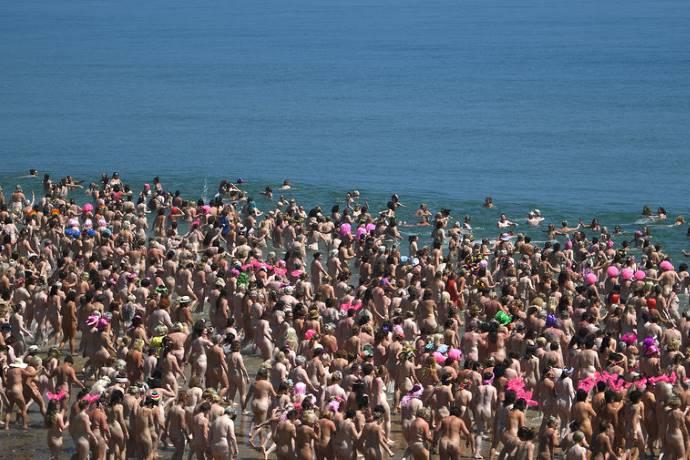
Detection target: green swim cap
<box><xmin>495</xmin><ymin>310</ymin><xmax>512</xmax><ymax>326</ymax></box>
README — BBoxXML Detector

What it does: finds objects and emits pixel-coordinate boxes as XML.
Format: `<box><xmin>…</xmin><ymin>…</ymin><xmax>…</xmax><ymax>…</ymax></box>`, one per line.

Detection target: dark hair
<box><xmin>518</xmin><ymin>426</ymin><xmax>535</xmax><ymax>440</ymax></box>
<box><xmin>109</xmin><ymin>389</ymin><xmax>124</xmax><ymax>406</ymax></box>
<box><xmin>629</xmin><ymin>389</ymin><xmax>642</xmax><ymax>404</ymax></box>
<box><xmin>513</xmin><ymin>398</ymin><xmax>527</xmax><ymax>411</ymax></box>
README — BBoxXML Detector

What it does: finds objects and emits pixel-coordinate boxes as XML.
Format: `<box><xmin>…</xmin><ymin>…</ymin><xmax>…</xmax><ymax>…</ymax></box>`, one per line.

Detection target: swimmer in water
<box><xmin>555</xmin><ymin>220</ymin><xmax>581</xmax><ymax>235</ymax></box>
<box><xmin>389</xmin><ymin>193</ymin><xmax>405</xmax><ymax>210</ymax></box>
<box><xmin>497</xmin><ymin>213</ymin><xmax>518</xmax><ymax>229</ymax></box>
<box><xmin>483</xmin><ymin>196</ymin><xmax>494</xmax><ymax>208</ymax></box>
<box><xmin>527</xmin><ymin>210</ymin><xmax>544</xmax><ymax>226</ymax></box>
<box><xmin>280</xmin><ymin>179</ymin><xmax>291</xmax><ymax>190</ymax></box>
<box><xmin>415</xmin><ymin>204</ymin><xmax>432</xmax><ymax>226</ymax></box>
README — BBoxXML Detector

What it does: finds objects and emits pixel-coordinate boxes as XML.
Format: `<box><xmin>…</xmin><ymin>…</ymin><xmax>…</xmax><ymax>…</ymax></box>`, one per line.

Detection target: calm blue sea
<box><xmin>1</xmin><ymin>0</ymin><xmax>689</xmax><ymax>256</ymax></box>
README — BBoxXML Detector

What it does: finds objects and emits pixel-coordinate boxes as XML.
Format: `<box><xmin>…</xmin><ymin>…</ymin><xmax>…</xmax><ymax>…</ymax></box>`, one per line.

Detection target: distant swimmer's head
<box><xmin>29</xmin><ymin>169</ymin><xmax>38</xmax><ymax>176</ymax></box>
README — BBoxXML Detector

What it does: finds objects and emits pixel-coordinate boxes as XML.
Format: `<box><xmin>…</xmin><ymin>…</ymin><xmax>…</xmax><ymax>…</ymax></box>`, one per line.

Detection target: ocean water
<box><xmin>1</xmin><ymin>0</ymin><xmax>689</xmax><ymax>257</ymax></box>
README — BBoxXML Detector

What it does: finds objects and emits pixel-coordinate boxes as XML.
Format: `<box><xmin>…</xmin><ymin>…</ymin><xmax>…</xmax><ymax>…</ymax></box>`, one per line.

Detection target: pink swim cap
<box><xmin>432</xmin><ymin>351</ymin><xmax>446</xmax><ymax>365</ymax></box>
<box><xmin>447</xmin><ymin>348</ymin><xmax>462</xmax><ymax>361</ymax></box>
<box><xmin>339</xmin><ymin>223</ymin><xmax>351</xmax><ymax>237</ymax></box>
<box><xmin>621</xmin><ymin>268</ymin><xmax>634</xmax><ymax>280</ymax></box>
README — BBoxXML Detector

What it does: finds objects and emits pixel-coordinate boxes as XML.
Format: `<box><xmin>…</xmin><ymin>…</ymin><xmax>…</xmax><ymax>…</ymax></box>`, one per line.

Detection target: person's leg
<box><xmin>76</xmin><ymin>437</ymin><xmax>90</xmax><ymax>460</ymax></box>
<box><xmin>171</xmin><ymin>435</ymin><xmax>186</xmax><ymax>460</ymax></box>
<box><xmin>212</xmin><ymin>447</ymin><xmax>229</xmax><ymax>460</ymax></box>
<box><xmin>17</xmin><ymin>400</ymin><xmax>29</xmax><ymax>430</ymax></box>
<box><xmin>4</xmin><ymin>399</ymin><xmax>15</xmax><ymax>429</ymax></box>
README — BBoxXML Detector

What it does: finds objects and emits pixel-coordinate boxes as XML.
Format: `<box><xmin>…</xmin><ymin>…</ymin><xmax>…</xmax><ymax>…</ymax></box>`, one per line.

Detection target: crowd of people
<box><xmin>0</xmin><ymin>171</ymin><xmax>689</xmax><ymax>459</ymax></box>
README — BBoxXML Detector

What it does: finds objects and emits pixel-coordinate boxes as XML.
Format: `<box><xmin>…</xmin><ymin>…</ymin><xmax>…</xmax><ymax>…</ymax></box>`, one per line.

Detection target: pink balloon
<box><xmin>660</xmin><ymin>260</ymin><xmax>674</xmax><ymax>271</ymax></box>
<box><xmin>606</xmin><ymin>266</ymin><xmax>619</xmax><ymax>278</ymax></box>
<box><xmin>432</xmin><ymin>352</ymin><xmax>446</xmax><ymax>365</ymax></box>
<box><xmin>634</xmin><ymin>270</ymin><xmax>646</xmax><ymax>281</ymax></box>
<box><xmin>585</xmin><ymin>273</ymin><xmax>598</xmax><ymax>286</ymax></box>
<box><xmin>621</xmin><ymin>268</ymin><xmax>634</xmax><ymax>280</ymax></box>
<box><xmin>82</xmin><ymin>203</ymin><xmax>93</xmax><ymax>213</ymax></box>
